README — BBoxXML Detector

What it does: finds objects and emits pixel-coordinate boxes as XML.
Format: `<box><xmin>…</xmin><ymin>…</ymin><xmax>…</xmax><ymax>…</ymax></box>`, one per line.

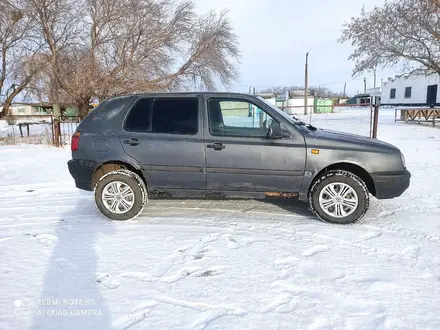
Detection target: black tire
<box><xmin>308</xmin><ymin>170</ymin><xmax>370</xmax><ymax>225</ymax></box>
<box><xmin>94</xmin><ymin>169</ymin><xmax>148</xmax><ymax>221</ymax></box>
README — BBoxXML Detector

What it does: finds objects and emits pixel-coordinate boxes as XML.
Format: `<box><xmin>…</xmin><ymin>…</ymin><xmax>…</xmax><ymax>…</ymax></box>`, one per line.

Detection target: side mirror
<box><xmin>282</xmin><ymin>129</ymin><xmax>292</xmax><ymax>138</ymax></box>
<box><xmin>268</xmin><ymin>125</ymin><xmax>291</xmax><ymax>139</ymax></box>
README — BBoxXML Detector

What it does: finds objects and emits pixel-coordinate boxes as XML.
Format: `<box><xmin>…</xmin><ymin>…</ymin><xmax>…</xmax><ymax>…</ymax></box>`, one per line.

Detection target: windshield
<box><xmin>256</xmin><ymin>96</ymin><xmax>317</xmax><ymax>131</ymax></box>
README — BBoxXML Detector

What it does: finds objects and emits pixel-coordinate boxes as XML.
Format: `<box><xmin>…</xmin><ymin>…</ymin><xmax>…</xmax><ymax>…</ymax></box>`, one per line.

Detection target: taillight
<box><xmin>71</xmin><ymin>131</ymin><xmax>80</xmax><ymax>151</ymax></box>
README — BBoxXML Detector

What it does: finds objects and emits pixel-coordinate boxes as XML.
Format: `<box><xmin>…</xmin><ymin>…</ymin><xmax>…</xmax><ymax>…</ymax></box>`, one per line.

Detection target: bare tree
<box><xmin>25</xmin><ymin>0</ymin><xmax>84</xmax><ymax>117</ymax></box>
<box><xmin>339</xmin><ymin>0</ymin><xmax>440</xmax><ymax>77</ymax></box>
<box><xmin>309</xmin><ymin>86</ymin><xmax>345</xmax><ymax>98</ymax></box>
<box><xmin>22</xmin><ymin>0</ymin><xmax>240</xmax><ymax>119</ymax></box>
<box><xmin>94</xmin><ymin>1</ymin><xmax>240</xmax><ymax>100</ymax></box>
<box><xmin>259</xmin><ymin>86</ymin><xmax>303</xmax><ymax>94</ymax></box>
<box><xmin>0</xmin><ymin>1</ymin><xmax>43</xmax><ymax>118</ymax></box>
<box><xmin>24</xmin><ymin>0</ymin><xmax>240</xmax><ymax>119</ymax></box>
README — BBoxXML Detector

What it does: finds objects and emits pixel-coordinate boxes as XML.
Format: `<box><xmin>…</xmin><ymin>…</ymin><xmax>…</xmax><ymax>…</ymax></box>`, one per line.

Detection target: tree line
<box><xmin>0</xmin><ymin>0</ymin><xmax>240</xmax><ymax>119</ymax></box>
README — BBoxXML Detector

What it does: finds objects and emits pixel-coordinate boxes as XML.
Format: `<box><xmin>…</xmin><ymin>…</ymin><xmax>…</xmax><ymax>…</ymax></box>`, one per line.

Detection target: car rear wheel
<box><xmin>308</xmin><ymin>170</ymin><xmax>370</xmax><ymax>224</ymax></box>
<box><xmin>94</xmin><ymin>169</ymin><xmax>147</xmax><ymax>221</ymax></box>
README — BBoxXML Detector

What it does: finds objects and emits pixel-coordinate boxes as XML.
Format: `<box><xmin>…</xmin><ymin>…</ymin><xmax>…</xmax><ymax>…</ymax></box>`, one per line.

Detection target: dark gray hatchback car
<box><xmin>67</xmin><ymin>92</ymin><xmax>410</xmax><ymax>224</ymax></box>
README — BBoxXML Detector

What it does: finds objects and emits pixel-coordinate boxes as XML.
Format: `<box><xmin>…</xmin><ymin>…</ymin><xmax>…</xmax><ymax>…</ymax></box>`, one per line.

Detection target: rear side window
<box><xmin>125</xmin><ymin>97</ymin><xmax>199</xmax><ymax>135</ymax></box>
<box><xmin>125</xmin><ymin>98</ymin><xmax>153</xmax><ymax>132</ymax></box>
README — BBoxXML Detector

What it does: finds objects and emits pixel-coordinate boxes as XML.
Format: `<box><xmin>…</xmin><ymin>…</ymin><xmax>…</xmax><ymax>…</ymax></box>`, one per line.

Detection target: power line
<box><xmin>235</xmin><ymin>78</ymin><xmax>364</xmax><ymax>90</ymax></box>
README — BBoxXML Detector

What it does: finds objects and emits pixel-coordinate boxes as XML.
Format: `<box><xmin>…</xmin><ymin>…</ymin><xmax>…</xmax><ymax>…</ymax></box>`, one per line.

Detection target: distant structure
<box><xmin>345</xmin><ymin>93</ymin><xmax>372</xmax><ymax>106</ymax></box>
<box><xmin>257</xmin><ymin>90</ymin><xmax>334</xmax><ymax>115</ymax></box>
<box><xmin>6</xmin><ymin>103</ymin><xmax>98</xmax><ymax>116</ymax></box>
<box><xmin>381</xmin><ymin>72</ymin><xmax>440</xmax><ymax>107</ymax></box>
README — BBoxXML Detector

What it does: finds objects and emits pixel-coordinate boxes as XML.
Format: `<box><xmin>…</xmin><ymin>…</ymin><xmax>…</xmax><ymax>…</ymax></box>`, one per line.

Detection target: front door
<box><xmin>119</xmin><ymin>95</ymin><xmax>206</xmax><ymax>190</ymax></box>
<box><xmin>427</xmin><ymin>84</ymin><xmax>438</xmax><ymax>106</ymax></box>
<box><xmin>203</xmin><ymin>96</ymin><xmax>306</xmax><ymax>193</ymax></box>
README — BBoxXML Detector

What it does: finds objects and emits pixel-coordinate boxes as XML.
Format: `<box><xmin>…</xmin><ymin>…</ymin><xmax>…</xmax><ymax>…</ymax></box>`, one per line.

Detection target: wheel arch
<box><xmin>309</xmin><ymin>162</ymin><xmax>376</xmax><ymax>197</ymax></box>
<box><xmin>92</xmin><ymin>160</ymin><xmax>149</xmax><ymax>190</ymax></box>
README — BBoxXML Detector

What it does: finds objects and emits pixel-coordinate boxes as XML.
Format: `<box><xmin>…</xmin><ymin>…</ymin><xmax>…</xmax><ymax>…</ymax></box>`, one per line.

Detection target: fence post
<box><xmin>52</xmin><ymin>116</ymin><xmax>61</xmax><ymax>147</ymax></box>
<box><xmin>50</xmin><ymin>115</ymin><xmax>55</xmax><ymax>146</ymax></box>
<box><xmin>372</xmin><ymin>105</ymin><xmax>379</xmax><ymax>139</ymax></box>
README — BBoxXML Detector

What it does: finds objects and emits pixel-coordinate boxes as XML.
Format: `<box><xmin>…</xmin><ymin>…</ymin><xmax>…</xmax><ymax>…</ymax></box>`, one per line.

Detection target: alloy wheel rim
<box><xmin>101</xmin><ymin>181</ymin><xmax>135</xmax><ymax>214</ymax></box>
<box><xmin>318</xmin><ymin>182</ymin><xmax>359</xmax><ymax>218</ymax></box>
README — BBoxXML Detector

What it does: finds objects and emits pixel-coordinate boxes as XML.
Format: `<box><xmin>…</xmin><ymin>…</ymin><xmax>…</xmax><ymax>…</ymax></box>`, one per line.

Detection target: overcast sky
<box><xmin>195</xmin><ymin>0</ymin><xmax>403</xmax><ymax>96</ymax></box>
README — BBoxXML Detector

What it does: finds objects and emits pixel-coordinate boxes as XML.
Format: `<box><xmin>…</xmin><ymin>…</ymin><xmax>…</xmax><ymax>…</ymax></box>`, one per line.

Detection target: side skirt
<box><xmin>148</xmin><ymin>188</ymin><xmax>300</xmax><ymax>201</ymax></box>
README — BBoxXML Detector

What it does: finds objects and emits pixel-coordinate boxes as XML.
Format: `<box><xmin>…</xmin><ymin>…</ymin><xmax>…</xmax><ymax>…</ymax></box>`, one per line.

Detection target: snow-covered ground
<box><xmin>1</xmin><ymin>108</ymin><xmax>440</xmax><ymax>330</ymax></box>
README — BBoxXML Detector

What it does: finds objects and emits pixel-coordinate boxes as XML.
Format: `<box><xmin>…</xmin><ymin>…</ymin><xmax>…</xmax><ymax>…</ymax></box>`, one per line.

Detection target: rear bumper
<box><xmin>67</xmin><ymin>159</ymin><xmax>97</xmax><ymax>191</ymax></box>
<box><xmin>372</xmin><ymin>169</ymin><xmax>411</xmax><ymax>199</ymax></box>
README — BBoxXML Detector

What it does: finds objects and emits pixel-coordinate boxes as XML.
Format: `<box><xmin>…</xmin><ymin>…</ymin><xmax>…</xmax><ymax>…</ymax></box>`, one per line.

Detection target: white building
<box><xmin>259</xmin><ymin>91</ymin><xmax>317</xmax><ymax>115</ymax></box>
<box><xmin>381</xmin><ymin>73</ymin><xmax>440</xmax><ymax>107</ymax></box>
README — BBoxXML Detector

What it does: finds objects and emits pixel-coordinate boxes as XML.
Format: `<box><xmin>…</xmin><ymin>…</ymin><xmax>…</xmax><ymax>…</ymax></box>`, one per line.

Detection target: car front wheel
<box><xmin>308</xmin><ymin>170</ymin><xmax>370</xmax><ymax>224</ymax></box>
<box><xmin>94</xmin><ymin>169</ymin><xmax>147</xmax><ymax>221</ymax></box>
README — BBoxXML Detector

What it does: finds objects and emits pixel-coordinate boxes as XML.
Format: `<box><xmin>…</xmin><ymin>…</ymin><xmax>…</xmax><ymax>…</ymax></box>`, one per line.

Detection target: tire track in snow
<box><xmin>119</xmin><ymin>232</ymin><xmax>228</xmax><ymax>284</ymax></box>
<box><xmin>109</xmin><ymin>296</ymin><xmax>247</xmax><ymax>330</ymax></box>
<box><xmin>302</xmin><ymin>245</ymin><xmax>330</xmax><ymax>257</ymax></box>
<box><xmin>269</xmin><ymin>280</ymin><xmax>388</xmax><ymax>329</ymax></box>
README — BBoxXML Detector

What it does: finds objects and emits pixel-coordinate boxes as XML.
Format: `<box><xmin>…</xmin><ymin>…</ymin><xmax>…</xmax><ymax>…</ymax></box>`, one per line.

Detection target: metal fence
<box><xmin>0</xmin><ymin>115</ymin><xmax>53</xmax><ymax>146</ymax></box>
<box><xmin>0</xmin><ymin>114</ymin><xmax>81</xmax><ymax>146</ymax></box>
<box><xmin>59</xmin><ymin>115</ymin><xmax>81</xmax><ymax>146</ymax></box>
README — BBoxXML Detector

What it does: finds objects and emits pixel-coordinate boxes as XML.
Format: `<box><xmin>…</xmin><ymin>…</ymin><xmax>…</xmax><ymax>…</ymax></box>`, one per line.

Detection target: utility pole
<box><xmin>343</xmin><ymin>82</ymin><xmax>347</xmax><ymax>97</ymax></box>
<box><xmin>371</xmin><ymin>68</ymin><xmax>379</xmax><ymax>139</ymax></box>
<box><xmin>304</xmin><ymin>52</ymin><xmax>309</xmax><ymax>115</ymax></box>
<box><xmin>364</xmin><ymin>77</ymin><xmax>367</xmax><ymax>94</ymax></box>
<box><xmin>372</xmin><ymin>104</ymin><xmax>379</xmax><ymax>139</ymax></box>
<box><xmin>373</xmin><ymin>69</ymin><xmax>377</xmax><ymax>89</ymax></box>
<box><xmin>248</xmin><ymin>86</ymin><xmax>252</xmax><ymax>117</ymax></box>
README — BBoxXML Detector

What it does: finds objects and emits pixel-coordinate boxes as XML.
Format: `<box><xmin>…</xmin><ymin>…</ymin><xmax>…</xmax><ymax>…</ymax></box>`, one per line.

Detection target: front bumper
<box><xmin>67</xmin><ymin>159</ymin><xmax>97</xmax><ymax>191</ymax></box>
<box><xmin>372</xmin><ymin>169</ymin><xmax>411</xmax><ymax>199</ymax></box>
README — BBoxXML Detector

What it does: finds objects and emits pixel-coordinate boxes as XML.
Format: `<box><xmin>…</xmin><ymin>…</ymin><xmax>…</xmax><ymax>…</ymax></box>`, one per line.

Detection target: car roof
<box><xmin>106</xmin><ymin>92</ymin><xmax>259</xmax><ymax>100</ymax></box>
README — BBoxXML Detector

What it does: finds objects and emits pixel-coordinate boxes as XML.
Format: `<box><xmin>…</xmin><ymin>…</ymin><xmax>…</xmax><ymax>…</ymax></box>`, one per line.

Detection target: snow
<box><xmin>1</xmin><ymin>108</ymin><xmax>440</xmax><ymax>330</ymax></box>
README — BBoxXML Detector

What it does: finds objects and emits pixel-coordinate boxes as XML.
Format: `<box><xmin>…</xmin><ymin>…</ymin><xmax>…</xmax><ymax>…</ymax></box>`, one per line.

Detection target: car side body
<box><xmin>67</xmin><ymin>92</ymin><xmax>410</xmax><ymax>224</ymax></box>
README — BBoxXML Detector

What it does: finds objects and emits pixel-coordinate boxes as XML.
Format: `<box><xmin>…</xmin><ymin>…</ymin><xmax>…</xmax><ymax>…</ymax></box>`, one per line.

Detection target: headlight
<box><xmin>401</xmin><ymin>152</ymin><xmax>406</xmax><ymax>168</ymax></box>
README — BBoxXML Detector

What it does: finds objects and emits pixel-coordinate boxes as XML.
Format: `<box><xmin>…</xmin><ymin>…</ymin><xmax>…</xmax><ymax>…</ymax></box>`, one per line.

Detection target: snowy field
<box><xmin>1</xmin><ymin>108</ymin><xmax>440</xmax><ymax>330</ymax></box>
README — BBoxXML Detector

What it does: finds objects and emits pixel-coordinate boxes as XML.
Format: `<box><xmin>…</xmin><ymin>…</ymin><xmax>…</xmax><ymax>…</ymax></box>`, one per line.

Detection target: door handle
<box><xmin>207</xmin><ymin>142</ymin><xmax>225</xmax><ymax>151</ymax></box>
<box><xmin>123</xmin><ymin>138</ymin><xmax>140</xmax><ymax>146</ymax></box>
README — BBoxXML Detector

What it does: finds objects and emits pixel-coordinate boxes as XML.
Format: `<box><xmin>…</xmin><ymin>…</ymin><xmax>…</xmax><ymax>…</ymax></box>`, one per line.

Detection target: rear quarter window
<box><xmin>124</xmin><ymin>98</ymin><xmax>153</xmax><ymax>132</ymax></box>
<box><xmin>76</xmin><ymin>96</ymin><xmax>135</xmax><ymax>134</ymax></box>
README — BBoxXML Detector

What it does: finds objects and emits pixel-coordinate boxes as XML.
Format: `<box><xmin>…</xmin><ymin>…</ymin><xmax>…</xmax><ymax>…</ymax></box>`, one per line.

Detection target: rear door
<box><xmin>203</xmin><ymin>95</ymin><xmax>306</xmax><ymax>193</ymax></box>
<box><xmin>119</xmin><ymin>95</ymin><xmax>206</xmax><ymax>191</ymax></box>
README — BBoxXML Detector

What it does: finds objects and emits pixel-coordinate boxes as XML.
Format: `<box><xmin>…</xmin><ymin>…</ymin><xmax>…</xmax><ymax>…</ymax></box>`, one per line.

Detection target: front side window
<box><xmin>207</xmin><ymin>99</ymin><xmax>277</xmax><ymax>137</ymax></box>
<box><xmin>125</xmin><ymin>97</ymin><xmax>198</xmax><ymax>135</ymax></box>
<box><xmin>404</xmin><ymin>87</ymin><xmax>412</xmax><ymax>98</ymax></box>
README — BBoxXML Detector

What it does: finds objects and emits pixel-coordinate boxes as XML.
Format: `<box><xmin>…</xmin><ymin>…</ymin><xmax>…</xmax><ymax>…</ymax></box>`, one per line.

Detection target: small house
<box><xmin>380</xmin><ymin>72</ymin><xmax>440</xmax><ymax>107</ymax></box>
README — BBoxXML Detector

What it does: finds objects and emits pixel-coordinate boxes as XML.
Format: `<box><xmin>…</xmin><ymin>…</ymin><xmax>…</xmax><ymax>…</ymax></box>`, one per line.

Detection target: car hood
<box><xmin>304</xmin><ymin>128</ymin><xmax>400</xmax><ymax>152</ymax></box>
